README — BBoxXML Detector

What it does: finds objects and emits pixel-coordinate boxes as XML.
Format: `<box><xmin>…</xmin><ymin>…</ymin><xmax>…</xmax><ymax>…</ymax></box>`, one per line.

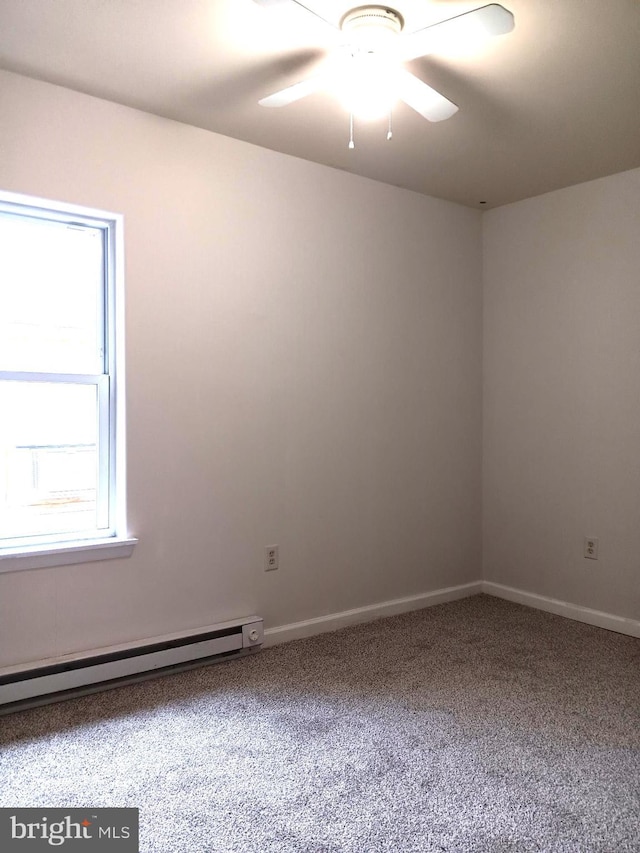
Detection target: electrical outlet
<box><xmin>584</xmin><ymin>537</ymin><xmax>599</xmax><ymax>560</ymax></box>
<box><xmin>264</xmin><ymin>545</ymin><xmax>279</xmax><ymax>572</ymax></box>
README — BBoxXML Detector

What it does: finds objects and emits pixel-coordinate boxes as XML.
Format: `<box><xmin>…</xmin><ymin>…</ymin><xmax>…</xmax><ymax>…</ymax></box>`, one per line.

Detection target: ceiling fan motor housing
<box><xmin>340</xmin><ymin>6</ymin><xmax>405</xmax><ymax>49</ymax></box>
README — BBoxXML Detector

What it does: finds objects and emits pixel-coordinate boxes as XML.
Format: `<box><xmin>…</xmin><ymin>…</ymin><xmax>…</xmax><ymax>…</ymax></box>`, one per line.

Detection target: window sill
<box><xmin>0</xmin><ymin>537</ymin><xmax>138</xmax><ymax>573</ymax></box>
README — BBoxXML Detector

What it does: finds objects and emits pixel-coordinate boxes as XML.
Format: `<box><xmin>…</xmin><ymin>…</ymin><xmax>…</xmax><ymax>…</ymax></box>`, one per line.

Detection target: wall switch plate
<box><xmin>584</xmin><ymin>537</ymin><xmax>599</xmax><ymax>560</ymax></box>
<box><xmin>264</xmin><ymin>545</ymin><xmax>279</xmax><ymax>571</ymax></box>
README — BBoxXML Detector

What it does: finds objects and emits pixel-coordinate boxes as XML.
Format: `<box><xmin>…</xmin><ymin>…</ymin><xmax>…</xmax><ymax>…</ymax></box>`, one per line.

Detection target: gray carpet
<box><xmin>1</xmin><ymin>594</ymin><xmax>639</xmax><ymax>852</ymax></box>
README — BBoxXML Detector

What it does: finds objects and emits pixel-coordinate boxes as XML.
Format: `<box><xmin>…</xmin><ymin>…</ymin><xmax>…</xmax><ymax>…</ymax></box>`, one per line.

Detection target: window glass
<box><xmin>0</xmin><ymin>381</ymin><xmax>100</xmax><ymax>540</ymax></box>
<box><xmin>0</xmin><ymin>194</ymin><xmax>122</xmax><ymax>553</ymax></box>
<box><xmin>0</xmin><ymin>214</ymin><xmax>103</xmax><ymax>375</ymax></box>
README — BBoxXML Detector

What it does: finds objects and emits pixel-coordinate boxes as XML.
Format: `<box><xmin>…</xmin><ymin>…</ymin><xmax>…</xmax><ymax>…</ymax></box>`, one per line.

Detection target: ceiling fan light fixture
<box><xmin>337</xmin><ymin>52</ymin><xmax>399</xmax><ymax>120</ymax></box>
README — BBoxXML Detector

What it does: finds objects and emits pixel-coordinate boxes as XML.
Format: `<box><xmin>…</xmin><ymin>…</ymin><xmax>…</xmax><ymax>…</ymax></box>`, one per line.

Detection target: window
<box><xmin>0</xmin><ymin>191</ymin><xmax>135</xmax><ymax>570</ymax></box>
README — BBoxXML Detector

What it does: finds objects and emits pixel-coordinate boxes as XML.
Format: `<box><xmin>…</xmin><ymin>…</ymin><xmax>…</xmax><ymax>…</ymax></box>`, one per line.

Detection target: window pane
<box><xmin>0</xmin><ymin>381</ymin><xmax>100</xmax><ymax>541</ymax></box>
<box><xmin>0</xmin><ymin>214</ymin><xmax>103</xmax><ymax>374</ymax></box>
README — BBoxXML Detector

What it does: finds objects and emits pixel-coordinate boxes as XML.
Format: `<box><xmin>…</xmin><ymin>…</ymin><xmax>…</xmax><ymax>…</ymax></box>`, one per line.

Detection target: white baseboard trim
<box><xmin>482</xmin><ymin>581</ymin><xmax>640</xmax><ymax>639</ymax></box>
<box><xmin>263</xmin><ymin>581</ymin><xmax>482</xmax><ymax>647</ymax></box>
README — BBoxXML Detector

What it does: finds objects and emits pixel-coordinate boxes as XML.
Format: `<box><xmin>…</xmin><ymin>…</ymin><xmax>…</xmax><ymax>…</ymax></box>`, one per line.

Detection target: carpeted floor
<box><xmin>1</xmin><ymin>594</ymin><xmax>639</xmax><ymax>852</ymax></box>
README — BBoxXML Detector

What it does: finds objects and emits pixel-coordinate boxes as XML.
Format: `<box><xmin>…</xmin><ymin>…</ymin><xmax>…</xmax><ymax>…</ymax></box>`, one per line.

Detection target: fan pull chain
<box><xmin>387</xmin><ymin>110</ymin><xmax>393</xmax><ymax>141</ymax></box>
<box><xmin>348</xmin><ymin>112</ymin><xmax>355</xmax><ymax>150</ymax></box>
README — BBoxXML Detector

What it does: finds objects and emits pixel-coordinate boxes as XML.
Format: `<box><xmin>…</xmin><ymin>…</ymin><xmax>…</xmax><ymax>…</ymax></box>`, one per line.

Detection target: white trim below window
<box><xmin>0</xmin><ymin>537</ymin><xmax>138</xmax><ymax>573</ymax></box>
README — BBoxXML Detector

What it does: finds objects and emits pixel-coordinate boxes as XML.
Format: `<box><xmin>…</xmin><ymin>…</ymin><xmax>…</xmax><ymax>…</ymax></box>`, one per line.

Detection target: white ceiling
<box><xmin>1</xmin><ymin>0</ymin><xmax>639</xmax><ymax>208</ymax></box>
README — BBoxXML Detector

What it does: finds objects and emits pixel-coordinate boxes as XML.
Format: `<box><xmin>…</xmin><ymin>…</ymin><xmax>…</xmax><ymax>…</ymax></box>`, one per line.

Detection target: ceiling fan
<box><xmin>253</xmin><ymin>1</ymin><xmax>514</xmax><ymax>145</ymax></box>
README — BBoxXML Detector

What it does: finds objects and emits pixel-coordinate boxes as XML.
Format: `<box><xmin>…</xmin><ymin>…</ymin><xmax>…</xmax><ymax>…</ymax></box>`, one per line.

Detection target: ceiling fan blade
<box><xmin>252</xmin><ymin>0</ymin><xmax>338</xmax><ymax>30</ymax></box>
<box><xmin>399</xmin><ymin>4</ymin><xmax>515</xmax><ymax>62</ymax></box>
<box><xmin>259</xmin><ymin>74</ymin><xmax>329</xmax><ymax>107</ymax></box>
<box><xmin>396</xmin><ymin>69</ymin><xmax>458</xmax><ymax>122</ymax></box>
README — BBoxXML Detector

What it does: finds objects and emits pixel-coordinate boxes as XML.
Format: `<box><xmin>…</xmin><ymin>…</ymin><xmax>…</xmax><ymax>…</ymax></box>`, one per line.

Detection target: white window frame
<box><xmin>0</xmin><ymin>190</ymin><xmax>137</xmax><ymax>572</ymax></box>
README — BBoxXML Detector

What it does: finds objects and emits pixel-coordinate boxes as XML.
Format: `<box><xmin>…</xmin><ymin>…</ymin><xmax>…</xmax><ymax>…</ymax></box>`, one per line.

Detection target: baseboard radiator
<box><xmin>0</xmin><ymin>615</ymin><xmax>264</xmax><ymax>713</ymax></box>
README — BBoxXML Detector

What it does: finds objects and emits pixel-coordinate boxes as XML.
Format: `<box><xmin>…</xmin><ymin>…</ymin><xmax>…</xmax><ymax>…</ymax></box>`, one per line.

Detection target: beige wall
<box><xmin>483</xmin><ymin>168</ymin><xmax>640</xmax><ymax>619</ymax></box>
<box><xmin>0</xmin><ymin>71</ymin><xmax>483</xmax><ymax>667</ymax></box>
